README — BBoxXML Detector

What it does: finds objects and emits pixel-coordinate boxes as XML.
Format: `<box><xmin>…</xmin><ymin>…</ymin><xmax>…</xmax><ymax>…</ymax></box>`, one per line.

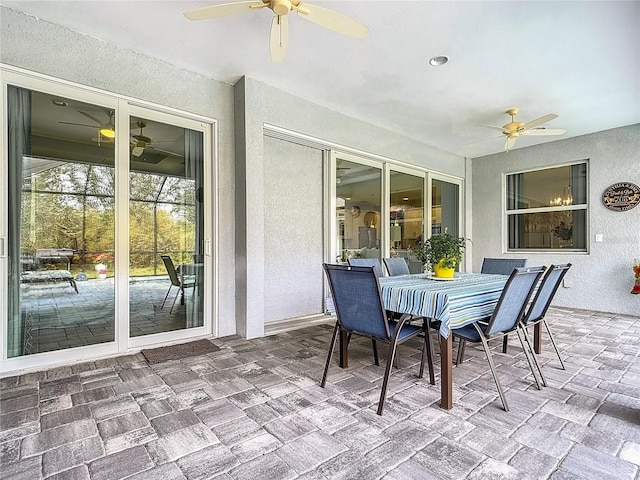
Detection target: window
<box><xmin>506</xmin><ymin>163</ymin><xmax>587</xmax><ymax>251</ymax></box>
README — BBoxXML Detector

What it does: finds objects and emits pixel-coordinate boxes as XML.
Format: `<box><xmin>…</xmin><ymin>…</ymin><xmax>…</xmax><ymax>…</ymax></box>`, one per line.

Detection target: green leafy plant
<box><xmin>411</xmin><ymin>229</ymin><xmax>469</xmax><ymax>270</ymax></box>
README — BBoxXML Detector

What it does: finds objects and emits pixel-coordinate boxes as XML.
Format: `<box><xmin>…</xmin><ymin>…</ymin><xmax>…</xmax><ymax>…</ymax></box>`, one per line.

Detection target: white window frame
<box><xmin>504</xmin><ymin>161</ymin><xmax>589</xmax><ymax>253</ymax></box>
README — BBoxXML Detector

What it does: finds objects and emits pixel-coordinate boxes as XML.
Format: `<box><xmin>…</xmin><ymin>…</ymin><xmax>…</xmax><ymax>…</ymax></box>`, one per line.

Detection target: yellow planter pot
<box><xmin>433</xmin><ymin>260</ymin><xmax>455</xmax><ymax>278</ymax></box>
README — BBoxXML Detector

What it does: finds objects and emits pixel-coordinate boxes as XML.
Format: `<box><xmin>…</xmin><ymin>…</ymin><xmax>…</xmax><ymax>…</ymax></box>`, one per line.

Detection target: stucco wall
<box><xmin>472</xmin><ymin>124</ymin><xmax>640</xmax><ymax>316</ymax></box>
<box><xmin>1</xmin><ymin>7</ymin><xmax>238</xmax><ymax>336</ymax></box>
<box><xmin>236</xmin><ymin>76</ymin><xmax>468</xmax><ymax>337</ymax></box>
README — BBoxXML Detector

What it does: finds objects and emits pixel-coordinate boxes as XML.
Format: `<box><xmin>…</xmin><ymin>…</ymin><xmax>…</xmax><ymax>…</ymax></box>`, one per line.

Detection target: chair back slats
<box><xmin>485</xmin><ymin>266</ymin><xmax>546</xmax><ymax>336</ymax></box>
<box><xmin>161</xmin><ymin>255</ymin><xmax>181</xmax><ymax>287</ymax></box>
<box><xmin>524</xmin><ymin>263</ymin><xmax>572</xmax><ymax>324</ymax></box>
<box><xmin>481</xmin><ymin>258</ymin><xmax>526</xmax><ymax>275</ymax></box>
<box><xmin>383</xmin><ymin>257</ymin><xmax>410</xmax><ymax>276</ymax></box>
<box><xmin>323</xmin><ymin>264</ymin><xmax>390</xmax><ymax>339</ymax></box>
<box><xmin>347</xmin><ymin>258</ymin><xmax>384</xmax><ymax>277</ymax></box>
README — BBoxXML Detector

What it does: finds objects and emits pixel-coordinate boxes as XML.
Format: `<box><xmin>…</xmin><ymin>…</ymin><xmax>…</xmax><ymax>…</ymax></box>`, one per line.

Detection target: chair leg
<box><xmin>474</xmin><ymin>325</ymin><xmax>509</xmax><ymax>411</ymax></box>
<box><xmin>321</xmin><ymin>323</ymin><xmax>340</xmax><ymax>387</ymax></box>
<box><xmin>456</xmin><ymin>339</ymin><xmax>466</xmax><ymax>365</ymax></box>
<box><xmin>520</xmin><ymin>324</ymin><xmax>547</xmax><ymax>387</ymax></box>
<box><xmin>502</xmin><ymin>335</ymin><xmax>509</xmax><ymax>353</ymax></box>
<box><xmin>160</xmin><ymin>285</ymin><xmax>173</xmax><ymax>309</ymax></box>
<box><xmin>169</xmin><ymin>288</ymin><xmax>181</xmax><ymax>313</ymax></box>
<box><xmin>372</xmin><ymin>339</ymin><xmax>379</xmax><ymax>366</ymax></box>
<box><xmin>377</xmin><ymin>316</ymin><xmax>411</xmax><ymax>416</ymax></box>
<box><xmin>377</xmin><ymin>340</ymin><xmax>400</xmax><ymax>416</ymax></box>
<box><xmin>543</xmin><ymin>319</ymin><xmax>565</xmax><ymax>370</ymax></box>
<box><xmin>420</xmin><ymin>320</ymin><xmax>435</xmax><ymax>385</ymax></box>
<box><xmin>515</xmin><ymin>328</ymin><xmax>545</xmax><ymax>389</ymax></box>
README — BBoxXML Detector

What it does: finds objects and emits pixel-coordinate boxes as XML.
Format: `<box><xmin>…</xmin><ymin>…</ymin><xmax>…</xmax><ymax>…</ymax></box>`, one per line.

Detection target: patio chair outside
<box><xmin>518</xmin><ymin>263</ymin><xmax>572</xmax><ymax>378</ymax></box>
<box><xmin>383</xmin><ymin>257</ymin><xmax>410</xmax><ymax>276</ymax></box>
<box><xmin>453</xmin><ymin>266</ymin><xmax>546</xmax><ymax>411</ymax></box>
<box><xmin>161</xmin><ymin>255</ymin><xmax>196</xmax><ymax>313</ymax></box>
<box><xmin>321</xmin><ymin>263</ymin><xmax>433</xmax><ymax>415</ymax></box>
<box><xmin>347</xmin><ymin>258</ymin><xmax>384</xmax><ymax>277</ymax></box>
<box><xmin>481</xmin><ymin>257</ymin><xmax>526</xmax><ymax>275</ymax></box>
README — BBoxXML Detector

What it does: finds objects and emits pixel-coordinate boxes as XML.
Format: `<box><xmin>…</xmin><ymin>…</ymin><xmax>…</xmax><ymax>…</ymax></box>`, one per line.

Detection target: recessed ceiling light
<box><xmin>51</xmin><ymin>99</ymin><xmax>69</xmax><ymax>107</ymax></box>
<box><xmin>429</xmin><ymin>55</ymin><xmax>449</xmax><ymax>66</ymax></box>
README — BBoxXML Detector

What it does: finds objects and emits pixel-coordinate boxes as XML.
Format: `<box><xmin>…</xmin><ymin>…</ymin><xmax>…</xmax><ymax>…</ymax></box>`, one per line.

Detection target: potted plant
<box><xmin>411</xmin><ymin>229</ymin><xmax>469</xmax><ymax>278</ymax></box>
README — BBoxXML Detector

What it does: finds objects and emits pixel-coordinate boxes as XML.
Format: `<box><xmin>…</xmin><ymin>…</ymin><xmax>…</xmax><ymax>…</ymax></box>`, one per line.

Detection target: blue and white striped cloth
<box><xmin>379</xmin><ymin>272</ymin><xmax>509</xmax><ymax>339</ymax></box>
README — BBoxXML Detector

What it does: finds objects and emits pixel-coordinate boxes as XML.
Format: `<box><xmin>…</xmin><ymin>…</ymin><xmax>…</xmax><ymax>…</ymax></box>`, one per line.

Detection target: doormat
<box><xmin>141</xmin><ymin>339</ymin><xmax>220</xmax><ymax>364</ymax></box>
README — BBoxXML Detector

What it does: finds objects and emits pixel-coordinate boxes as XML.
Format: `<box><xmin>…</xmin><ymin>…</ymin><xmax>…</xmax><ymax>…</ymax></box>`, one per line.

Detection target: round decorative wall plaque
<box><xmin>602</xmin><ymin>182</ymin><xmax>640</xmax><ymax>212</ymax></box>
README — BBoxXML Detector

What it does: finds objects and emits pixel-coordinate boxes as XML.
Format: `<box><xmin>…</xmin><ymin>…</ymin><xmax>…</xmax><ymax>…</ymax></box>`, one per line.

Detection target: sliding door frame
<box><xmin>0</xmin><ymin>66</ymin><xmax>217</xmax><ymax>376</ymax></box>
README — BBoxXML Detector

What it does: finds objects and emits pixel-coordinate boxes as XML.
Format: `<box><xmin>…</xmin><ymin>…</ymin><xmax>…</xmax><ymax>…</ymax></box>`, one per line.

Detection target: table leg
<box><xmin>339</xmin><ymin>330</ymin><xmax>348</xmax><ymax>368</ymax></box>
<box><xmin>533</xmin><ymin>323</ymin><xmax>542</xmax><ymax>354</ymax></box>
<box><xmin>440</xmin><ymin>334</ymin><xmax>453</xmax><ymax>410</ymax></box>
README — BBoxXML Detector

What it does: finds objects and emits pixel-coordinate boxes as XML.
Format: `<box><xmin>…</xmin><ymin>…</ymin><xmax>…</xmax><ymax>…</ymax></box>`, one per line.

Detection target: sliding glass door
<box><xmin>333</xmin><ymin>153</ymin><xmax>382</xmax><ymax>265</ymax></box>
<box><xmin>6</xmin><ymin>87</ymin><xmax>117</xmax><ymax>357</ymax></box>
<box><xmin>330</xmin><ymin>153</ymin><xmax>463</xmax><ymax>276</ymax></box>
<box><xmin>389</xmin><ymin>169</ymin><xmax>425</xmax><ymax>274</ymax></box>
<box><xmin>128</xmin><ymin>112</ymin><xmax>205</xmax><ymax>337</ymax></box>
<box><xmin>2</xmin><ymin>77</ymin><xmax>211</xmax><ymax>370</ymax></box>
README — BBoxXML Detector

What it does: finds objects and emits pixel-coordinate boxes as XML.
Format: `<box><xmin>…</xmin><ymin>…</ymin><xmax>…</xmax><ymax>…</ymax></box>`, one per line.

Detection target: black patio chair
<box><xmin>383</xmin><ymin>257</ymin><xmax>410</xmax><ymax>276</ymax></box>
<box><xmin>453</xmin><ymin>266</ymin><xmax>546</xmax><ymax>411</ymax></box>
<box><xmin>160</xmin><ymin>255</ymin><xmax>196</xmax><ymax>313</ymax></box>
<box><xmin>347</xmin><ymin>258</ymin><xmax>384</xmax><ymax>277</ymax></box>
<box><xmin>517</xmin><ymin>263</ymin><xmax>572</xmax><ymax>380</ymax></box>
<box><xmin>320</xmin><ymin>263</ymin><xmax>433</xmax><ymax>415</ymax></box>
<box><xmin>481</xmin><ymin>257</ymin><xmax>526</xmax><ymax>275</ymax></box>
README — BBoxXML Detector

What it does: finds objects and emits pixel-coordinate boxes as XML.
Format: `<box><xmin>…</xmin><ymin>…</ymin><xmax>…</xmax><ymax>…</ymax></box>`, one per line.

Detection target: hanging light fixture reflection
<box><xmin>549</xmin><ymin>185</ymin><xmax>573</xmax><ymax>206</ymax></box>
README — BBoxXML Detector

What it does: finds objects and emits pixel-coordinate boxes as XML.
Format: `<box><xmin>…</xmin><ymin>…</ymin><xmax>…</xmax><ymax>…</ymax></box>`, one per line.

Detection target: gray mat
<box><xmin>141</xmin><ymin>339</ymin><xmax>220</xmax><ymax>364</ymax></box>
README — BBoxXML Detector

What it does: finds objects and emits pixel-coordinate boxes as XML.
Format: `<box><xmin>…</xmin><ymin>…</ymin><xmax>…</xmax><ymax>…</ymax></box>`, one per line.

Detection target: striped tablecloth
<box><xmin>379</xmin><ymin>272</ymin><xmax>509</xmax><ymax>338</ymax></box>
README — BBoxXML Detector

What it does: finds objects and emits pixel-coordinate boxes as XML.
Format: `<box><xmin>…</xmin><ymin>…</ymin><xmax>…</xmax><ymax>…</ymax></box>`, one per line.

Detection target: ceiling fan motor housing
<box><xmin>271</xmin><ymin>0</ymin><xmax>292</xmax><ymax>15</ymax></box>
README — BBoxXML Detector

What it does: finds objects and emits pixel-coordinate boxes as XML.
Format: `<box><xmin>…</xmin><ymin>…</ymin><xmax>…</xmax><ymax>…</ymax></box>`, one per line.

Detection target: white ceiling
<box><xmin>4</xmin><ymin>0</ymin><xmax>639</xmax><ymax>158</ymax></box>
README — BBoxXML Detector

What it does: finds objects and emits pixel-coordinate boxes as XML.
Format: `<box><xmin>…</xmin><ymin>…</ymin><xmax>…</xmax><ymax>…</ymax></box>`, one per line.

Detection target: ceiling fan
<box><xmin>183</xmin><ymin>0</ymin><xmax>368</xmax><ymax>62</ymax></box>
<box><xmin>59</xmin><ymin>109</ymin><xmax>116</xmax><ymax>145</ymax></box>
<box><xmin>131</xmin><ymin>122</ymin><xmax>182</xmax><ymax>158</ymax></box>
<box><xmin>486</xmin><ymin>108</ymin><xmax>566</xmax><ymax>151</ymax></box>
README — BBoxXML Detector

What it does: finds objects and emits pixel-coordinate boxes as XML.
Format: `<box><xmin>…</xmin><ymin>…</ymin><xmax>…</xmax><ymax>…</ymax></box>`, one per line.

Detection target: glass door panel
<box><xmin>335</xmin><ymin>158</ymin><xmax>382</xmax><ymax>264</ymax></box>
<box><xmin>390</xmin><ymin>171</ymin><xmax>424</xmax><ymax>274</ymax></box>
<box><xmin>432</xmin><ymin>179</ymin><xmax>460</xmax><ymax>237</ymax></box>
<box><xmin>7</xmin><ymin>86</ymin><xmax>116</xmax><ymax>357</ymax></box>
<box><xmin>128</xmin><ymin>116</ymin><xmax>204</xmax><ymax>336</ymax></box>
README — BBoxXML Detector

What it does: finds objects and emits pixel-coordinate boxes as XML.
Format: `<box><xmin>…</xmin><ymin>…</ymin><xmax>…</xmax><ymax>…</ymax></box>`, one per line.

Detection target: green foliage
<box><xmin>411</xmin><ymin>229</ymin><xmax>469</xmax><ymax>269</ymax></box>
<box><xmin>20</xmin><ymin>164</ymin><xmax>196</xmax><ymax>274</ymax></box>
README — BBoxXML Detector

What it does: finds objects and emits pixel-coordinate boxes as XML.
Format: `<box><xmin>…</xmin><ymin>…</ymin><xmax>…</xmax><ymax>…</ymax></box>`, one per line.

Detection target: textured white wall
<box><xmin>263</xmin><ymin>137</ymin><xmax>324</xmax><ymax>322</ymax></box>
<box><xmin>472</xmin><ymin>125</ymin><xmax>640</xmax><ymax>316</ymax></box>
<box><xmin>1</xmin><ymin>7</ymin><xmax>238</xmax><ymax>336</ymax></box>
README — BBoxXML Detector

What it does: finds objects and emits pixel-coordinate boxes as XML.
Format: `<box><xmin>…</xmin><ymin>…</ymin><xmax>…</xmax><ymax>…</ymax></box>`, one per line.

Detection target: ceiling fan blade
<box><xmin>505</xmin><ymin>136</ymin><xmax>517</xmax><ymax>151</ymax></box>
<box><xmin>522</xmin><ymin>113</ymin><xmax>558</xmax><ymax>131</ymax></box>
<box><xmin>59</xmin><ymin>121</ymin><xmax>98</xmax><ymax>128</ymax></box>
<box><xmin>521</xmin><ymin>128</ymin><xmax>566</xmax><ymax>136</ymax></box>
<box><xmin>270</xmin><ymin>14</ymin><xmax>288</xmax><ymax>63</ymax></box>
<box><xmin>485</xmin><ymin>125</ymin><xmax>507</xmax><ymax>132</ymax></box>
<box><xmin>148</xmin><ymin>146</ymin><xmax>183</xmax><ymax>158</ymax></box>
<box><xmin>298</xmin><ymin>3</ymin><xmax>368</xmax><ymax>38</ymax></box>
<box><xmin>184</xmin><ymin>1</ymin><xmax>262</xmax><ymax>20</ymax></box>
<box><xmin>77</xmin><ymin>110</ymin><xmax>103</xmax><ymax>125</ymax></box>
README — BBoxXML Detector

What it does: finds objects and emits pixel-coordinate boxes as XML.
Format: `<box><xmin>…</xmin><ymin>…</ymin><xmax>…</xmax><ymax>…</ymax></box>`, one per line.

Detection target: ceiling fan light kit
<box><xmin>184</xmin><ymin>0</ymin><xmax>368</xmax><ymax>62</ymax></box>
<box><xmin>100</xmin><ymin>127</ymin><xmax>116</xmax><ymax>139</ymax></box>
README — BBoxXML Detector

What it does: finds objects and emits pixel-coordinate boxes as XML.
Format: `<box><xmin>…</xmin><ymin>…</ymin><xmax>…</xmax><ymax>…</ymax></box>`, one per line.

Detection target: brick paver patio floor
<box><xmin>1</xmin><ymin>307</ymin><xmax>639</xmax><ymax>479</ymax></box>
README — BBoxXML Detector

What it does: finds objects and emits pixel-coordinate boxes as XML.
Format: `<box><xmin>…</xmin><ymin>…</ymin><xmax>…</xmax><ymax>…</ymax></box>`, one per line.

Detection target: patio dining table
<box><xmin>379</xmin><ymin>272</ymin><xmax>509</xmax><ymax>410</ymax></box>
